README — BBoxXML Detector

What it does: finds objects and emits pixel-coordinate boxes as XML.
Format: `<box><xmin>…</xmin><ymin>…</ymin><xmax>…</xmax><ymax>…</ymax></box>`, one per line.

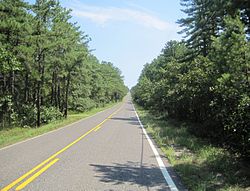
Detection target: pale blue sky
<box><xmin>26</xmin><ymin>0</ymin><xmax>185</xmax><ymax>88</ymax></box>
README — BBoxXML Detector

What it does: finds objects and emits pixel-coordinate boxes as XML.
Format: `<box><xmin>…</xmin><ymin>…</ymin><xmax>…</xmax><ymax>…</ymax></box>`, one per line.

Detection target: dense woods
<box><xmin>132</xmin><ymin>0</ymin><xmax>250</xmax><ymax>158</ymax></box>
<box><xmin>0</xmin><ymin>0</ymin><xmax>127</xmax><ymax>128</ymax></box>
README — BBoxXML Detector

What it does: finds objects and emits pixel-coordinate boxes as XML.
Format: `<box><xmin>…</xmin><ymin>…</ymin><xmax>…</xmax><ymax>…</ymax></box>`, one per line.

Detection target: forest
<box><xmin>132</xmin><ymin>0</ymin><xmax>250</xmax><ymax>158</ymax></box>
<box><xmin>0</xmin><ymin>0</ymin><xmax>128</xmax><ymax>128</ymax></box>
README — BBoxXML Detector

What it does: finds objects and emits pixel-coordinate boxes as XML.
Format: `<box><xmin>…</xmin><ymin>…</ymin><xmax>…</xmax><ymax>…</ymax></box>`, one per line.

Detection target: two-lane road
<box><xmin>0</xmin><ymin>96</ymin><xmax>181</xmax><ymax>191</ymax></box>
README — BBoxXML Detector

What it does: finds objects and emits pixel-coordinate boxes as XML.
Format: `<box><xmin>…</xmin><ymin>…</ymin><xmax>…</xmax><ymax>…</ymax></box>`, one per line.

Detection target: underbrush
<box><xmin>135</xmin><ymin>105</ymin><xmax>250</xmax><ymax>191</ymax></box>
<box><xmin>0</xmin><ymin>102</ymin><xmax>118</xmax><ymax>148</ymax></box>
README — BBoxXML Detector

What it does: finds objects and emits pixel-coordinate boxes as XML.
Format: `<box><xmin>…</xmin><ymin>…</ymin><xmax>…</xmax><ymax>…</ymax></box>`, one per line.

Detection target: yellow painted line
<box><xmin>94</xmin><ymin>125</ymin><xmax>103</xmax><ymax>132</ymax></box>
<box><xmin>1</xmin><ymin>104</ymin><xmax>123</xmax><ymax>191</ymax></box>
<box><xmin>94</xmin><ymin>105</ymin><xmax>123</xmax><ymax>132</ymax></box>
<box><xmin>1</xmin><ymin>126</ymin><xmax>97</xmax><ymax>191</ymax></box>
<box><xmin>1</xmin><ymin>157</ymin><xmax>56</xmax><ymax>191</ymax></box>
<box><xmin>93</xmin><ymin>118</ymin><xmax>109</xmax><ymax>132</ymax></box>
<box><xmin>15</xmin><ymin>158</ymin><xmax>59</xmax><ymax>191</ymax></box>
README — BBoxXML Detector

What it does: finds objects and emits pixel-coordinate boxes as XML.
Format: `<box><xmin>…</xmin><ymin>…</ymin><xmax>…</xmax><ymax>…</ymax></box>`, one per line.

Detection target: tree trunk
<box><xmin>64</xmin><ymin>73</ymin><xmax>71</xmax><ymax>118</ymax></box>
<box><xmin>36</xmin><ymin>80</ymin><xmax>41</xmax><ymax>127</ymax></box>
<box><xmin>57</xmin><ymin>79</ymin><xmax>60</xmax><ymax>110</ymax></box>
<box><xmin>51</xmin><ymin>71</ymin><xmax>55</xmax><ymax>105</ymax></box>
<box><xmin>3</xmin><ymin>73</ymin><xmax>6</xmax><ymax>93</ymax></box>
<box><xmin>11</xmin><ymin>71</ymin><xmax>15</xmax><ymax>96</ymax></box>
<box><xmin>36</xmin><ymin>53</ymin><xmax>42</xmax><ymax>127</ymax></box>
<box><xmin>24</xmin><ymin>73</ymin><xmax>29</xmax><ymax>102</ymax></box>
<box><xmin>41</xmin><ymin>63</ymin><xmax>45</xmax><ymax>106</ymax></box>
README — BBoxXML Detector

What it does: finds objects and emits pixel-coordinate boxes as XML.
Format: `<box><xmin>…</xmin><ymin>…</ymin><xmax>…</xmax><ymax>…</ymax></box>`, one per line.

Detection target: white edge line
<box><xmin>132</xmin><ymin>103</ymin><xmax>179</xmax><ymax>191</ymax></box>
<box><xmin>0</xmin><ymin>103</ymin><xmax>120</xmax><ymax>151</ymax></box>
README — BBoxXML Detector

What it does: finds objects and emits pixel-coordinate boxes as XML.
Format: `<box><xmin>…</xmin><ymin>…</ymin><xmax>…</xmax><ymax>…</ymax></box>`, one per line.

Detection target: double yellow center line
<box><xmin>1</xmin><ymin>104</ymin><xmax>123</xmax><ymax>191</ymax></box>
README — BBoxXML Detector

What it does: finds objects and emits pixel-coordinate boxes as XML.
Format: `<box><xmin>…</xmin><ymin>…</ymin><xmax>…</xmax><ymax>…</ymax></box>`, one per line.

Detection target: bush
<box><xmin>18</xmin><ymin>104</ymin><xmax>37</xmax><ymax>127</ymax></box>
<box><xmin>69</xmin><ymin>97</ymin><xmax>96</xmax><ymax>112</ymax></box>
<box><xmin>40</xmin><ymin>106</ymin><xmax>63</xmax><ymax>124</ymax></box>
<box><xmin>223</xmin><ymin>95</ymin><xmax>250</xmax><ymax>157</ymax></box>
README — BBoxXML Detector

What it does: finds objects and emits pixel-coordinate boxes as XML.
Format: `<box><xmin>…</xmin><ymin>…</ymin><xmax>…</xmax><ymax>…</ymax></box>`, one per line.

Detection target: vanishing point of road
<box><xmin>0</xmin><ymin>95</ymin><xmax>183</xmax><ymax>191</ymax></box>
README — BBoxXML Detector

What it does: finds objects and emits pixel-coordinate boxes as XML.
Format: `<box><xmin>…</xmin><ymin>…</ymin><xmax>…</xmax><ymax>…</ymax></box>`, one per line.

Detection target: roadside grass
<box><xmin>0</xmin><ymin>102</ymin><xmax>119</xmax><ymax>149</ymax></box>
<box><xmin>135</xmin><ymin>105</ymin><xmax>250</xmax><ymax>191</ymax></box>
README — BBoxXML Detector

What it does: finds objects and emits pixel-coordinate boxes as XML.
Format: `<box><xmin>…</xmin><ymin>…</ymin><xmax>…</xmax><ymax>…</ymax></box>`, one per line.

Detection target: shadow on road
<box><xmin>91</xmin><ymin>114</ymin><xmax>171</xmax><ymax>190</ymax></box>
<box><xmin>109</xmin><ymin>111</ymin><xmax>186</xmax><ymax>191</ymax></box>
<box><xmin>110</xmin><ymin>116</ymin><xmax>140</xmax><ymax>126</ymax></box>
<box><xmin>90</xmin><ymin>161</ymin><xmax>170</xmax><ymax>190</ymax></box>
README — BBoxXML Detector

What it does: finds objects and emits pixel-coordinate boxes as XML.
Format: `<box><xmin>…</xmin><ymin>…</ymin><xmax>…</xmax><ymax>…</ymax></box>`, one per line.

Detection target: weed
<box><xmin>135</xmin><ymin>105</ymin><xmax>250</xmax><ymax>191</ymax></box>
<box><xmin>0</xmin><ymin>102</ymin><xmax>118</xmax><ymax>148</ymax></box>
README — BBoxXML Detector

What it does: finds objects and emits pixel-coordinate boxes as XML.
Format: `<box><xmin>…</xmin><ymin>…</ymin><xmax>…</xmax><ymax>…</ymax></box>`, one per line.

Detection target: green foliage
<box><xmin>14</xmin><ymin>105</ymin><xmax>64</xmax><ymax>127</ymax></box>
<box><xmin>135</xmin><ymin>105</ymin><xmax>250</xmax><ymax>191</ymax></box>
<box><xmin>132</xmin><ymin>15</ymin><xmax>250</xmax><ymax>158</ymax></box>
<box><xmin>40</xmin><ymin>106</ymin><xmax>63</xmax><ymax>124</ymax></box>
<box><xmin>0</xmin><ymin>0</ymin><xmax>127</xmax><ymax>129</ymax></box>
<box><xmin>17</xmin><ymin>104</ymin><xmax>37</xmax><ymax>127</ymax></box>
<box><xmin>178</xmin><ymin>0</ymin><xmax>250</xmax><ymax>58</ymax></box>
<box><xmin>0</xmin><ymin>102</ymin><xmax>118</xmax><ymax>148</ymax></box>
<box><xmin>0</xmin><ymin>47</ymin><xmax>21</xmax><ymax>73</ymax></box>
<box><xmin>69</xmin><ymin>97</ymin><xmax>96</xmax><ymax>112</ymax></box>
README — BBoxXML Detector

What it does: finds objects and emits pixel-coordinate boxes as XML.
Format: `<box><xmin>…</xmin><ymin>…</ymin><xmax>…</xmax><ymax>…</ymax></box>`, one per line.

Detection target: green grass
<box><xmin>135</xmin><ymin>105</ymin><xmax>250</xmax><ymax>191</ymax></box>
<box><xmin>0</xmin><ymin>102</ymin><xmax>119</xmax><ymax>149</ymax></box>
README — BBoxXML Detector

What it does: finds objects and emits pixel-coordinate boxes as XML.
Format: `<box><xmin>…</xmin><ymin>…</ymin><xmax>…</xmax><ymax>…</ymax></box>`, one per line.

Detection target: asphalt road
<box><xmin>0</xmin><ymin>96</ymin><xmax>183</xmax><ymax>191</ymax></box>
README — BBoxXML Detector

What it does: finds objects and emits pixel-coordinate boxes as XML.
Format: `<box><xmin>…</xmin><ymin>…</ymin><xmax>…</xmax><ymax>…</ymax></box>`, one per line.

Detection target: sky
<box><xmin>26</xmin><ymin>0</ymin><xmax>185</xmax><ymax>88</ymax></box>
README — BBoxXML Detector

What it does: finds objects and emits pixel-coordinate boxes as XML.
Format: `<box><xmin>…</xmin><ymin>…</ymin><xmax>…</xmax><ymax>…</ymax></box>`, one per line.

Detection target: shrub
<box><xmin>18</xmin><ymin>104</ymin><xmax>37</xmax><ymax>127</ymax></box>
<box><xmin>40</xmin><ymin>106</ymin><xmax>63</xmax><ymax>124</ymax></box>
<box><xmin>69</xmin><ymin>97</ymin><xmax>96</xmax><ymax>112</ymax></box>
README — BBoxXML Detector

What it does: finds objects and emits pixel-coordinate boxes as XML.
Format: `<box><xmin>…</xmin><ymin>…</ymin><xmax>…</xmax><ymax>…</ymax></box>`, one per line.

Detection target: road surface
<box><xmin>0</xmin><ymin>96</ymin><xmax>183</xmax><ymax>191</ymax></box>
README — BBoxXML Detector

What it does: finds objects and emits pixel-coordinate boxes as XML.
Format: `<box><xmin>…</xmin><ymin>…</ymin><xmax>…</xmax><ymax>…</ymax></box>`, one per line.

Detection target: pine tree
<box><xmin>179</xmin><ymin>0</ymin><xmax>215</xmax><ymax>57</ymax></box>
<box><xmin>0</xmin><ymin>0</ymin><xmax>31</xmax><ymax>127</ymax></box>
<box><xmin>0</xmin><ymin>0</ymin><xmax>128</xmax><ymax>128</ymax></box>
